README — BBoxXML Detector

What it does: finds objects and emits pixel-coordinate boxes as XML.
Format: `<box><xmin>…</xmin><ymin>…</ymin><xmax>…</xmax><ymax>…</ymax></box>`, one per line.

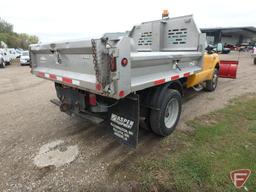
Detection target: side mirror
<box><xmin>205</xmin><ymin>45</ymin><xmax>214</xmax><ymax>54</ymax></box>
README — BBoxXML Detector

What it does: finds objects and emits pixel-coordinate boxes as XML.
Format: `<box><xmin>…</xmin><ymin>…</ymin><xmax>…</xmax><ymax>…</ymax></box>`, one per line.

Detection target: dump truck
<box><xmin>30</xmin><ymin>12</ymin><xmax>238</xmax><ymax>147</ymax></box>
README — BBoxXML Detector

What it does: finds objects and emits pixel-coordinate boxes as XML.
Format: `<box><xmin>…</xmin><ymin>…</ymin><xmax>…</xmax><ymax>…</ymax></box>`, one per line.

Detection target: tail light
<box><xmin>88</xmin><ymin>93</ymin><xmax>97</xmax><ymax>106</ymax></box>
<box><xmin>110</xmin><ymin>57</ymin><xmax>117</xmax><ymax>72</ymax></box>
<box><xmin>121</xmin><ymin>58</ymin><xmax>128</xmax><ymax>67</ymax></box>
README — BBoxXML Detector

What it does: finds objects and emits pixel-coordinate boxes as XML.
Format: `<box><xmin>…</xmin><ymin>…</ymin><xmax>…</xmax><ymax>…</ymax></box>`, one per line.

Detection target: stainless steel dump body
<box><xmin>31</xmin><ymin>15</ymin><xmax>206</xmax><ymax>99</ymax></box>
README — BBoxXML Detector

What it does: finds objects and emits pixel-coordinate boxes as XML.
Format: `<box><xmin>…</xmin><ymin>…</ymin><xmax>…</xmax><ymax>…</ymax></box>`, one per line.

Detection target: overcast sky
<box><xmin>1</xmin><ymin>0</ymin><xmax>255</xmax><ymax>42</ymax></box>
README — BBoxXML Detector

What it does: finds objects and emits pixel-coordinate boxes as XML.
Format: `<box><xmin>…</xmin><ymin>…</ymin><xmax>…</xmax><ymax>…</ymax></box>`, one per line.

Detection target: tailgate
<box><xmin>30</xmin><ymin>39</ymin><xmax>109</xmax><ymax>94</ymax></box>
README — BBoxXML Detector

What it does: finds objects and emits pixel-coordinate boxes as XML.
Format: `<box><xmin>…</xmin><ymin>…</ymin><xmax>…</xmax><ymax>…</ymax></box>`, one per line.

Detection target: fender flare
<box><xmin>150</xmin><ymin>80</ymin><xmax>183</xmax><ymax>108</ymax></box>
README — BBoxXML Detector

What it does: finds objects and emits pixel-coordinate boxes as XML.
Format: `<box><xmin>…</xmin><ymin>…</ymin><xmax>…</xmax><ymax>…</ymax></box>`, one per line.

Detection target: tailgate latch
<box><xmin>55</xmin><ymin>51</ymin><xmax>62</xmax><ymax>64</ymax></box>
<box><xmin>50</xmin><ymin>44</ymin><xmax>62</xmax><ymax>64</ymax></box>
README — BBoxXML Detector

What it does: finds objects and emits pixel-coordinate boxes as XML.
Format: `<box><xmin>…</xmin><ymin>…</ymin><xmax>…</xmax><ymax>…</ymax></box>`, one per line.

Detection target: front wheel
<box><xmin>150</xmin><ymin>89</ymin><xmax>182</xmax><ymax>136</ymax></box>
<box><xmin>204</xmin><ymin>68</ymin><xmax>218</xmax><ymax>92</ymax></box>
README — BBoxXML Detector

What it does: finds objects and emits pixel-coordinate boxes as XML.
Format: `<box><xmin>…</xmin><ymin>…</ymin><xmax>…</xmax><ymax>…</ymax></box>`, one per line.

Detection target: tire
<box><xmin>150</xmin><ymin>89</ymin><xmax>182</xmax><ymax>136</ymax></box>
<box><xmin>0</xmin><ymin>59</ymin><xmax>5</xmax><ymax>68</ymax></box>
<box><xmin>254</xmin><ymin>58</ymin><xmax>256</xmax><ymax>65</ymax></box>
<box><xmin>204</xmin><ymin>68</ymin><xmax>218</xmax><ymax>92</ymax></box>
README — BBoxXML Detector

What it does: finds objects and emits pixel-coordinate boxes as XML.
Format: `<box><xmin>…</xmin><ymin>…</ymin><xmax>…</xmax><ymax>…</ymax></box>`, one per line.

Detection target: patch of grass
<box><xmin>110</xmin><ymin>95</ymin><xmax>256</xmax><ymax>191</ymax></box>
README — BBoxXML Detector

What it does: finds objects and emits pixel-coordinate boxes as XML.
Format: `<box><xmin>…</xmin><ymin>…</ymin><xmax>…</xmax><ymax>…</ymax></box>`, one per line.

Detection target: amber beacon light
<box><xmin>162</xmin><ymin>10</ymin><xmax>169</xmax><ymax>18</ymax></box>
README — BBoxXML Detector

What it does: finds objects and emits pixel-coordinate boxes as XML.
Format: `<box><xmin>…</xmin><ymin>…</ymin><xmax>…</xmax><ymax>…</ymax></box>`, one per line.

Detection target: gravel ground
<box><xmin>0</xmin><ymin>52</ymin><xmax>255</xmax><ymax>191</ymax></box>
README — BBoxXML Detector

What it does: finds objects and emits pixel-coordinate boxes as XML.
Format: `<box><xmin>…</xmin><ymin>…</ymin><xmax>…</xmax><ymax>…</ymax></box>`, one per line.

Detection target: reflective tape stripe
<box><xmin>152</xmin><ymin>72</ymin><xmax>194</xmax><ymax>86</ymax></box>
<box><xmin>49</xmin><ymin>74</ymin><xmax>57</xmax><ymax>80</ymax></box>
<box><xmin>44</xmin><ymin>73</ymin><xmax>50</xmax><ymax>78</ymax></box>
<box><xmin>72</xmin><ymin>79</ymin><xmax>80</xmax><ymax>86</ymax></box>
<box><xmin>56</xmin><ymin>76</ymin><xmax>62</xmax><ymax>81</ymax></box>
<box><xmin>171</xmin><ymin>75</ymin><xmax>179</xmax><ymax>80</ymax></box>
<box><xmin>36</xmin><ymin>72</ymin><xmax>80</xmax><ymax>86</ymax></box>
<box><xmin>62</xmin><ymin>77</ymin><xmax>72</xmax><ymax>84</ymax></box>
<box><xmin>154</xmin><ymin>79</ymin><xmax>165</xmax><ymax>85</ymax></box>
<box><xmin>37</xmin><ymin>72</ymin><xmax>44</xmax><ymax>77</ymax></box>
<box><xmin>183</xmin><ymin>72</ymin><xmax>190</xmax><ymax>77</ymax></box>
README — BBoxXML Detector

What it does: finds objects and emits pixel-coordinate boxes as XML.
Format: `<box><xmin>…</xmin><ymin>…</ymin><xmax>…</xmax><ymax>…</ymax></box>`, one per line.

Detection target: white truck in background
<box><xmin>20</xmin><ymin>50</ymin><xmax>30</xmax><ymax>66</ymax></box>
<box><xmin>8</xmin><ymin>48</ymin><xmax>20</xmax><ymax>60</ymax></box>
<box><xmin>0</xmin><ymin>48</ymin><xmax>11</xmax><ymax>68</ymax></box>
<box><xmin>0</xmin><ymin>52</ymin><xmax>5</xmax><ymax>68</ymax></box>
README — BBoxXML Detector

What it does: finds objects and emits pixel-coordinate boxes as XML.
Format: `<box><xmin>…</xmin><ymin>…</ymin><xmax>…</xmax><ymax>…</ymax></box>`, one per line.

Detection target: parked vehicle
<box><xmin>8</xmin><ymin>48</ymin><xmax>21</xmax><ymax>59</ymax></box>
<box><xmin>30</xmin><ymin>13</ymin><xmax>238</xmax><ymax>147</ymax></box>
<box><xmin>20</xmin><ymin>51</ymin><xmax>30</xmax><ymax>66</ymax></box>
<box><xmin>15</xmin><ymin>49</ymin><xmax>22</xmax><ymax>58</ymax></box>
<box><xmin>0</xmin><ymin>52</ymin><xmax>5</xmax><ymax>68</ymax></box>
<box><xmin>238</xmin><ymin>43</ymin><xmax>254</xmax><ymax>52</ymax></box>
<box><xmin>210</xmin><ymin>43</ymin><xmax>230</xmax><ymax>54</ymax></box>
<box><xmin>224</xmin><ymin>44</ymin><xmax>236</xmax><ymax>51</ymax></box>
<box><xmin>252</xmin><ymin>47</ymin><xmax>256</xmax><ymax>65</ymax></box>
<box><xmin>0</xmin><ymin>48</ymin><xmax>11</xmax><ymax>65</ymax></box>
<box><xmin>221</xmin><ymin>47</ymin><xmax>231</xmax><ymax>54</ymax></box>
<box><xmin>16</xmin><ymin>48</ymin><xmax>24</xmax><ymax>52</ymax></box>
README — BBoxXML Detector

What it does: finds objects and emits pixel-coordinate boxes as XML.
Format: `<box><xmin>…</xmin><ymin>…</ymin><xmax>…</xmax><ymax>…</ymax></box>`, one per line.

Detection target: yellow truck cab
<box><xmin>187</xmin><ymin>53</ymin><xmax>220</xmax><ymax>90</ymax></box>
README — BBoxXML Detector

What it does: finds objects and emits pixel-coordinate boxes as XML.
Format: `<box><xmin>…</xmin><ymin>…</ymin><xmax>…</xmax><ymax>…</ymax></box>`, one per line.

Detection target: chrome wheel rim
<box><xmin>212</xmin><ymin>72</ymin><xmax>218</xmax><ymax>88</ymax></box>
<box><xmin>164</xmin><ymin>98</ymin><xmax>179</xmax><ymax>128</ymax></box>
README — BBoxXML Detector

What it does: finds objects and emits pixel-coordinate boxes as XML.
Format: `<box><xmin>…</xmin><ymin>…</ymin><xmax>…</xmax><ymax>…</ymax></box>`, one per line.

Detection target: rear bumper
<box><xmin>21</xmin><ymin>61</ymin><xmax>30</xmax><ymax>65</ymax></box>
<box><xmin>50</xmin><ymin>99</ymin><xmax>105</xmax><ymax>124</ymax></box>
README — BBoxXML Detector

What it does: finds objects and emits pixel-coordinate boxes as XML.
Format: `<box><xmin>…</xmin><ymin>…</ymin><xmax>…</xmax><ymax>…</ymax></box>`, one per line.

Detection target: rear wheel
<box><xmin>204</xmin><ymin>68</ymin><xmax>218</xmax><ymax>92</ymax></box>
<box><xmin>150</xmin><ymin>89</ymin><xmax>182</xmax><ymax>136</ymax></box>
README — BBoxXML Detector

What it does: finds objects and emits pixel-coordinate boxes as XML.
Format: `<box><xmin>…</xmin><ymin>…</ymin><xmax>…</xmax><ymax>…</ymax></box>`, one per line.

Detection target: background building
<box><xmin>201</xmin><ymin>27</ymin><xmax>256</xmax><ymax>45</ymax></box>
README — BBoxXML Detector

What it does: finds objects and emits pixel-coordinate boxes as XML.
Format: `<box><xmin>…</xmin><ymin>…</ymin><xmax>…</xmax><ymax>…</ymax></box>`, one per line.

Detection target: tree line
<box><xmin>0</xmin><ymin>17</ymin><xmax>39</xmax><ymax>49</ymax></box>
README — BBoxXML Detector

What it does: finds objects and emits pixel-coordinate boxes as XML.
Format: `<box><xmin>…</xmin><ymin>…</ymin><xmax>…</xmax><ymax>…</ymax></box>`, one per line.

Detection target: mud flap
<box><xmin>109</xmin><ymin>94</ymin><xmax>139</xmax><ymax>148</ymax></box>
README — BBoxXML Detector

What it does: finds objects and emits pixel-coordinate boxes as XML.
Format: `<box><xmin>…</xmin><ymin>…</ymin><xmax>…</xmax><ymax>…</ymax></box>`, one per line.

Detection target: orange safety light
<box><xmin>162</xmin><ymin>10</ymin><xmax>169</xmax><ymax>18</ymax></box>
